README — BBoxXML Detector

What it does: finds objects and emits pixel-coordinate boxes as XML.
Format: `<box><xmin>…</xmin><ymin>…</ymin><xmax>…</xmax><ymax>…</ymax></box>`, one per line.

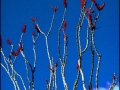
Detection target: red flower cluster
<box><xmin>63</xmin><ymin>0</ymin><xmax>67</xmax><ymax>7</ymax></box>
<box><xmin>6</xmin><ymin>39</ymin><xmax>12</xmax><ymax>45</ymax></box>
<box><xmin>50</xmin><ymin>6</ymin><xmax>58</xmax><ymax>12</ymax></box>
<box><xmin>34</xmin><ymin>24</ymin><xmax>40</xmax><ymax>33</ymax></box>
<box><xmin>22</xmin><ymin>24</ymin><xmax>26</xmax><ymax>33</ymax></box>
<box><xmin>31</xmin><ymin>17</ymin><xmax>36</xmax><ymax>22</ymax></box>
<box><xmin>32</xmin><ymin>31</ymin><xmax>35</xmax><ymax>36</ymax></box>
<box><xmin>85</xmin><ymin>9</ymin><xmax>95</xmax><ymax>30</ymax></box>
<box><xmin>80</xmin><ymin>0</ymin><xmax>86</xmax><ymax>9</ymax></box>
<box><xmin>62</xmin><ymin>20</ymin><xmax>67</xmax><ymax>30</ymax></box>
<box><xmin>17</xmin><ymin>43</ymin><xmax>23</xmax><ymax>52</ymax></box>
<box><xmin>85</xmin><ymin>8</ymin><xmax>90</xmax><ymax>13</ymax></box>
<box><xmin>11</xmin><ymin>52</ymin><xmax>17</xmax><ymax>56</ymax></box>
<box><xmin>91</xmin><ymin>0</ymin><xmax>105</xmax><ymax>11</ymax></box>
<box><xmin>88</xmin><ymin>13</ymin><xmax>92</xmax><ymax>24</ymax></box>
<box><xmin>96</xmin><ymin>3</ymin><xmax>105</xmax><ymax>11</ymax></box>
<box><xmin>11</xmin><ymin>43</ymin><xmax>23</xmax><ymax>56</ymax></box>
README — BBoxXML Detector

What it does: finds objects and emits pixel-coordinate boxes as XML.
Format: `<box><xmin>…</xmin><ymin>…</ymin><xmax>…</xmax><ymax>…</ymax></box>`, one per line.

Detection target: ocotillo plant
<box><xmin>1</xmin><ymin>0</ymin><xmax>118</xmax><ymax>90</ymax></box>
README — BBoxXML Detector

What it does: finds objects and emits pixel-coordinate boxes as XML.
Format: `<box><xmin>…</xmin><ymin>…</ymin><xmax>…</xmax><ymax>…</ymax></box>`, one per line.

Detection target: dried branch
<box><xmin>47</xmin><ymin>12</ymin><xmax>56</xmax><ymax>37</ymax></box>
<box><xmin>1</xmin><ymin>63</ymin><xmax>17</xmax><ymax>90</ymax></box>
<box><xmin>57</xmin><ymin>6</ymin><xmax>68</xmax><ymax>90</ymax></box>
<box><xmin>1</xmin><ymin>45</ymin><xmax>27</xmax><ymax>90</ymax></box>
<box><xmin>89</xmin><ymin>50</ymin><xmax>94</xmax><ymax>90</ymax></box>
<box><xmin>109</xmin><ymin>72</ymin><xmax>118</xmax><ymax>90</ymax></box>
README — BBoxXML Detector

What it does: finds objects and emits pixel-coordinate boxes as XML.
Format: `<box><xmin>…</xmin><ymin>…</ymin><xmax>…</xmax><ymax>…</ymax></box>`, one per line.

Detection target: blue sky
<box><xmin>1</xmin><ymin>0</ymin><xmax>119</xmax><ymax>90</ymax></box>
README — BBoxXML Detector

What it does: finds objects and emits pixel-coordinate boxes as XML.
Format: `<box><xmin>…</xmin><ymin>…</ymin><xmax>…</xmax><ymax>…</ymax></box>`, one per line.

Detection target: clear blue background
<box><xmin>1</xmin><ymin>0</ymin><xmax>119</xmax><ymax>90</ymax></box>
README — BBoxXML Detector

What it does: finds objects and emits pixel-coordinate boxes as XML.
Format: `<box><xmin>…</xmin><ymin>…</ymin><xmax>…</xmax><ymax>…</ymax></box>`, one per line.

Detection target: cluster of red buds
<box><xmin>62</xmin><ymin>20</ymin><xmax>67</xmax><ymax>30</ymax></box>
<box><xmin>85</xmin><ymin>8</ymin><xmax>95</xmax><ymax>30</ymax></box>
<box><xmin>22</xmin><ymin>24</ymin><xmax>26</xmax><ymax>33</ymax></box>
<box><xmin>63</xmin><ymin>0</ymin><xmax>67</xmax><ymax>7</ymax></box>
<box><xmin>62</xmin><ymin>20</ymin><xmax>68</xmax><ymax>40</ymax></box>
<box><xmin>31</xmin><ymin>17</ymin><xmax>36</xmax><ymax>22</ymax></box>
<box><xmin>11</xmin><ymin>43</ymin><xmax>23</xmax><ymax>56</ymax></box>
<box><xmin>34</xmin><ymin>24</ymin><xmax>40</xmax><ymax>33</ymax></box>
<box><xmin>91</xmin><ymin>0</ymin><xmax>105</xmax><ymax>11</ymax></box>
<box><xmin>31</xmin><ymin>17</ymin><xmax>40</xmax><ymax>35</ymax></box>
<box><xmin>47</xmin><ymin>61</ymin><xmax>58</xmax><ymax>74</ymax></box>
<box><xmin>80</xmin><ymin>0</ymin><xmax>86</xmax><ymax>9</ymax></box>
<box><xmin>6</xmin><ymin>39</ymin><xmax>12</xmax><ymax>45</ymax></box>
<box><xmin>32</xmin><ymin>31</ymin><xmax>36</xmax><ymax>36</ymax></box>
<box><xmin>88</xmin><ymin>12</ymin><xmax>95</xmax><ymax>29</ymax></box>
<box><xmin>50</xmin><ymin>6</ymin><xmax>59</xmax><ymax>12</ymax></box>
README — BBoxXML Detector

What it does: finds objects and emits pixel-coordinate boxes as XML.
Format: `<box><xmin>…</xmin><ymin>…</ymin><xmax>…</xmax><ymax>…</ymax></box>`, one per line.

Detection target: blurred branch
<box><xmin>109</xmin><ymin>72</ymin><xmax>118</xmax><ymax>90</ymax></box>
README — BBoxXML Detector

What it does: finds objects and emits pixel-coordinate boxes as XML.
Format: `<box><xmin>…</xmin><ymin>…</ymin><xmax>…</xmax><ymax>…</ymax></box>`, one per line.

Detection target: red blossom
<box><xmin>50</xmin><ymin>6</ymin><xmax>58</xmax><ymax>12</ymax></box>
<box><xmin>6</xmin><ymin>39</ymin><xmax>11</xmax><ymax>45</ymax></box>
<box><xmin>88</xmin><ymin>12</ymin><xmax>93</xmax><ymax>29</ymax></box>
<box><xmin>31</xmin><ymin>17</ymin><xmax>36</xmax><ymax>22</ymax></box>
<box><xmin>91</xmin><ymin>0</ymin><xmax>97</xmax><ymax>6</ymax></box>
<box><xmin>85</xmin><ymin>8</ymin><xmax>90</xmax><ymax>13</ymax></box>
<box><xmin>34</xmin><ymin>24</ymin><xmax>40</xmax><ymax>33</ymax></box>
<box><xmin>63</xmin><ymin>0</ymin><xmax>67</xmax><ymax>7</ymax></box>
<box><xmin>11</xmin><ymin>52</ymin><xmax>17</xmax><ymax>56</ymax></box>
<box><xmin>88</xmin><ymin>13</ymin><xmax>92</xmax><ymax>21</ymax></box>
<box><xmin>96</xmin><ymin>3</ymin><xmax>105</xmax><ymax>11</ymax></box>
<box><xmin>15</xmin><ymin>51</ymin><xmax>19</xmax><ymax>56</ymax></box>
<box><xmin>62</xmin><ymin>20</ymin><xmax>67</xmax><ymax>30</ymax></box>
<box><xmin>12</xmin><ymin>44</ymin><xmax>23</xmax><ymax>56</ymax></box>
<box><xmin>22</xmin><ymin>24</ymin><xmax>26</xmax><ymax>33</ymax></box>
<box><xmin>32</xmin><ymin>31</ymin><xmax>35</xmax><ymax>36</ymax></box>
<box><xmin>91</xmin><ymin>0</ymin><xmax>105</xmax><ymax>11</ymax></box>
<box><xmin>80</xmin><ymin>0</ymin><xmax>86</xmax><ymax>9</ymax></box>
<box><xmin>91</xmin><ymin>0</ymin><xmax>95</xmax><ymax>3</ymax></box>
<box><xmin>17</xmin><ymin>44</ymin><xmax>23</xmax><ymax>52</ymax></box>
